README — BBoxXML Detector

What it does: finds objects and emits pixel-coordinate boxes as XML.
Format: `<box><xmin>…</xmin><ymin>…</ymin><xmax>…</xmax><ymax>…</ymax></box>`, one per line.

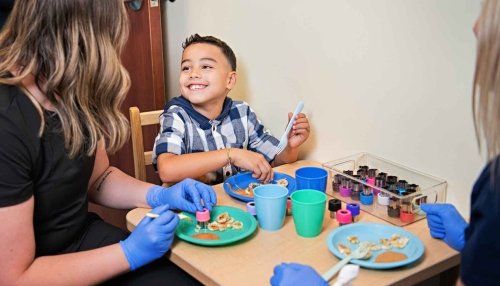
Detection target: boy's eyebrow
<box><xmin>200</xmin><ymin>57</ymin><xmax>217</xmax><ymax>63</ymax></box>
<box><xmin>181</xmin><ymin>57</ymin><xmax>217</xmax><ymax>65</ymax></box>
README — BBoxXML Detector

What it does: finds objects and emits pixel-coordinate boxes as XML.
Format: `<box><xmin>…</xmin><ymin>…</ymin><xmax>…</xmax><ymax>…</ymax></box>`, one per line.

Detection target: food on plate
<box><xmin>374</xmin><ymin>251</ymin><xmax>408</xmax><ymax>263</ymax></box>
<box><xmin>232</xmin><ymin>221</ymin><xmax>243</xmax><ymax>230</ymax></box>
<box><xmin>379</xmin><ymin>234</ymin><xmax>410</xmax><ymax>249</ymax></box>
<box><xmin>232</xmin><ymin>178</ymin><xmax>289</xmax><ymax>198</ymax></box>
<box><xmin>338</xmin><ymin>233</ymin><xmax>410</xmax><ymax>259</ymax></box>
<box><xmin>191</xmin><ymin>233</ymin><xmax>220</xmax><ymax>240</ymax></box>
<box><xmin>194</xmin><ymin>212</ymin><xmax>243</xmax><ymax>233</ymax></box>
<box><xmin>347</xmin><ymin>235</ymin><xmax>359</xmax><ymax>244</ymax></box>
<box><xmin>337</xmin><ymin>243</ymin><xmax>351</xmax><ymax>255</ymax></box>
<box><xmin>217</xmin><ymin>212</ymin><xmax>230</xmax><ymax>223</ymax></box>
<box><xmin>276</xmin><ymin>178</ymin><xmax>289</xmax><ymax>187</ymax></box>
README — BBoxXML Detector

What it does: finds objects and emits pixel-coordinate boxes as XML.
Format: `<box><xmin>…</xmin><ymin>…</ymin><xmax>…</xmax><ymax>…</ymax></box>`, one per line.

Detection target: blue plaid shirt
<box><xmin>152</xmin><ymin>96</ymin><xmax>280</xmax><ymax>184</ymax></box>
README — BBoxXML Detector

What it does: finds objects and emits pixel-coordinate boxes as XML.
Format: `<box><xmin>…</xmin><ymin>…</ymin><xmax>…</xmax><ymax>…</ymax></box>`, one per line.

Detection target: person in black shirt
<box><xmin>0</xmin><ymin>0</ymin><xmax>14</xmax><ymax>29</ymax></box>
<box><xmin>270</xmin><ymin>1</ymin><xmax>500</xmax><ymax>286</ymax></box>
<box><xmin>0</xmin><ymin>1</ymin><xmax>216</xmax><ymax>285</ymax></box>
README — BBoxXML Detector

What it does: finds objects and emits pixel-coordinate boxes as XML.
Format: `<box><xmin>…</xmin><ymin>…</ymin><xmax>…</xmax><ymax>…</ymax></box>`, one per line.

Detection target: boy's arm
<box><xmin>157</xmin><ymin>150</ymin><xmax>230</xmax><ymax>184</ymax></box>
<box><xmin>158</xmin><ymin>148</ymin><xmax>274</xmax><ymax>184</ymax></box>
<box><xmin>272</xmin><ymin>147</ymin><xmax>299</xmax><ymax>167</ymax></box>
<box><xmin>272</xmin><ymin>112</ymin><xmax>310</xmax><ymax>166</ymax></box>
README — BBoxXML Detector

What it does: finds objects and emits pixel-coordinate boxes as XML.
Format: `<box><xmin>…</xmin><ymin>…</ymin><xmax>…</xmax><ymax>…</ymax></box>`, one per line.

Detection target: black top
<box><xmin>0</xmin><ymin>0</ymin><xmax>14</xmax><ymax>29</ymax></box>
<box><xmin>461</xmin><ymin>157</ymin><xmax>500</xmax><ymax>285</ymax></box>
<box><xmin>0</xmin><ymin>84</ymin><xmax>95</xmax><ymax>256</ymax></box>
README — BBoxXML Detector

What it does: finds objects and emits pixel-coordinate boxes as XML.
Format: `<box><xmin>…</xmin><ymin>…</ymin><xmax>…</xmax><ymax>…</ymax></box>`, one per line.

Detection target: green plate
<box><xmin>175</xmin><ymin>205</ymin><xmax>258</xmax><ymax>246</ymax></box>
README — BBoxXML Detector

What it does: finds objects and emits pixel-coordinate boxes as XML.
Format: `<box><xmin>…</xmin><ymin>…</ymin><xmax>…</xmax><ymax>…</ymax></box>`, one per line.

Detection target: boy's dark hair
<box><xmin>183</xmin><ymin>34</ymin><xmax>237</xmax><ymax>71</ymax></box>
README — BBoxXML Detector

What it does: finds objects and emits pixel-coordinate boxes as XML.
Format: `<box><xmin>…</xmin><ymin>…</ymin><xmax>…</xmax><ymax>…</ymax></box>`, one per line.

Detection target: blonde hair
<box><xmin>473</xmin><ymin>0</ymin><xmax>500</xmax><ymax>162</ymax></box>
<box><xmin>0</xmin><ymin>0</ymin><xmax>130</xmax><ymax>157</ymax></box>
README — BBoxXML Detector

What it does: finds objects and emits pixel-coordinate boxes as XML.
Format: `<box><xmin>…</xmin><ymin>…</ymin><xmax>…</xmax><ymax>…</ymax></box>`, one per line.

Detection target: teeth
<box><xmin>189</xmin><ymin>84</ymin><xmax>205</xmax><ymax>90</ymax></box>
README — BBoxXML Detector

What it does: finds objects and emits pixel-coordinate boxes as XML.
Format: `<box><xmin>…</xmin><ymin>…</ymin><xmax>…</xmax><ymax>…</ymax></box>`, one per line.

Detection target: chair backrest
<box><xmin>129</xmin><ymin>106</ymin><xmax>163</xmax><ymax>181</ymax></box>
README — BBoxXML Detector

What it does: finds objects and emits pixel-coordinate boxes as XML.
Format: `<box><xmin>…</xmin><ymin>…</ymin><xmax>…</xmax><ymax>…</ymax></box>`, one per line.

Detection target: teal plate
<box><xmin>175</xmin><ymin>205</ymin><xmax>258</xmax><ymax>246</ymax></box>
<box><xmin>327</xmin><ymin>223</ymin><xmax>424</xmax><ymax>269</ymax></box>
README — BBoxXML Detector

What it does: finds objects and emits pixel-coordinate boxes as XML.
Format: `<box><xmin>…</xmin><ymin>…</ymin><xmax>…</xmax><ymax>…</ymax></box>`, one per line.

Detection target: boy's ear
<box><xmin>226</xmin><ymin>71</ymin><xmax>237</xmax><ymax>90</ymax></box>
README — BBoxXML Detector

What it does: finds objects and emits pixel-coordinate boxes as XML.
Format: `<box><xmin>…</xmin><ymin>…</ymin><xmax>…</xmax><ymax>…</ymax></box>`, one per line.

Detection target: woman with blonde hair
<box><xmin>421</xmin><ymin>1</ymin><xmax>500</xmax><ymax>285</ymax></box>
<box><xmin>0</xmin><ymin>1</ymin><xmax>214</xmax><ymax>285</ymax></box>
<box><xmin>271</xmin><ymin>1</ymin><xmax>500</xmax><ymax>285</ymax></box>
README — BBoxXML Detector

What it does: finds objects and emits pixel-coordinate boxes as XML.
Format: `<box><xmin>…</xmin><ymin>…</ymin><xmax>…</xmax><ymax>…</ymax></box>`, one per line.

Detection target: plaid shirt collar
<box><xmin>164</xmin><ymin>95</ymin><xmax>233</xmax><ymax>130</ymax></box>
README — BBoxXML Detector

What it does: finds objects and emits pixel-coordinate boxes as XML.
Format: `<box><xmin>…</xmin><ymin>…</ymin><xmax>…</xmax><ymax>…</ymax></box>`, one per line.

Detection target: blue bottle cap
<box><xmin>360</xmin><ymin>192</ymin><xmax>374</xmax><ymax>205</ymax></box>
<box><xmin>346</xmin><ymin>203</ymin><xmax>360</xmax><ymax>216</ymax></box>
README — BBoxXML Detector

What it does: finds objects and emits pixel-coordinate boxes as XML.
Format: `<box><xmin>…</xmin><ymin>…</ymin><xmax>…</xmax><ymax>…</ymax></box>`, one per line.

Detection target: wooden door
<box><xmin>89</xmin><ymin>0</ymin><xmax>166</xmax><ymax>229</ymax></box>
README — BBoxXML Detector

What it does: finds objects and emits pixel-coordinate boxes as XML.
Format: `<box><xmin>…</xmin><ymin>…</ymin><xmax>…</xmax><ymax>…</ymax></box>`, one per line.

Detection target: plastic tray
<box><xmin>322</xmin><ymin>152</ymin><xmax>447</xmax><ymax>226</ymax></box>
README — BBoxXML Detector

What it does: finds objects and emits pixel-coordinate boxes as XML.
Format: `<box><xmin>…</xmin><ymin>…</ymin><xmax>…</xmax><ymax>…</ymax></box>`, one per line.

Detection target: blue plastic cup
<box><xmin>295</xmin><ymin>166</ymin><xmax>328</xmax><ymax>192</ymax></box>
<box><xmin>254</xmin><ymin>184</ymin><xmax>288</xmax><ymax>231</ymax></box>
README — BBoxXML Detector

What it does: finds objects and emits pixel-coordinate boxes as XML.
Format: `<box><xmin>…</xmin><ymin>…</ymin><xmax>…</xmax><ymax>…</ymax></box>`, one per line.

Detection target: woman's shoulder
<box><xmin>472</xmin><ymin>156</ymin><xmax>500</xmax><ymax>196</ymax></box>
<box><xmin>0</xmin><ymin>83</ymin><xmax>42</xmax><ymax>136</ymax></box>
<box><xmin>0</xmin><ymin>83</ymin><xmax>18</xmax><ymax>111</ymax></box>
<box><xmin>0</xmin><ymin>83</ymin><xmax>36</xmax><ymax>111</ymax></box>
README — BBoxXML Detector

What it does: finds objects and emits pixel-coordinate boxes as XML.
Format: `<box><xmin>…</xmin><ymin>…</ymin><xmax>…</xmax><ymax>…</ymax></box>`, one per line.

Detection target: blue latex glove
<box><xmin>271</xmin><ymin>263</ymin><xmax>328</xmax><ymax>286</ymax></box>
<box><xmin>420</xmin><ymin>203</ymin><xmax>468</xmax><ymax>251</ymax></box>
<box><xmin>119</xmin><ymin>205</ymin><xmax>179</xmax><ymax>271</ymax></box>
<box><xmin>146</xmin><ymin>178</ymin><xmax>217</xmax><ymax>213</ymax></box>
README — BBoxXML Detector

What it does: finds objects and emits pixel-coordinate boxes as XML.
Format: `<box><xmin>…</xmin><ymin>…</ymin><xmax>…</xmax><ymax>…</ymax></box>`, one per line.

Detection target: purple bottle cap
<box><xmin>246</xmin><ymin>201</ymin><xmax>257</xmax><ymax>216</ymax></box>
<box><xmin>346</xmin><ymin>203</ymin><xmax>360</xmax><ymax>216</ymax></box>
<box><xmin>340</xmin><ymin>186</ymin><xmax>352</xmax><ymax>197</ymax></box>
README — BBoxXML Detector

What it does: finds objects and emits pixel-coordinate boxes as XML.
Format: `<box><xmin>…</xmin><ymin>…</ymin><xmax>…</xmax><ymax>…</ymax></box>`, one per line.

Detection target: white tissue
<box><xmin>332</xmin><ymin>264</ymin><xmax>360</xmax><ymax>286</ymax></box>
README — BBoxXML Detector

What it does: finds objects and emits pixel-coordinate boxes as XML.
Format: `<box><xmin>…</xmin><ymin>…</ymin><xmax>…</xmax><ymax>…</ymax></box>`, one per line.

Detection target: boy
<box><xmin>153</xmin><ymin>34</ymin><xmax>310</xmax><ymax>185</ymax></box>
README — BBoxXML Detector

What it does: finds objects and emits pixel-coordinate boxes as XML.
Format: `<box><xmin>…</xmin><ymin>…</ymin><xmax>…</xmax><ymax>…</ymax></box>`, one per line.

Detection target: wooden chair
<box><xmin>129</xmin><ymin>106</ymin><xmax>163</xmax><ymax>181</ymax></box>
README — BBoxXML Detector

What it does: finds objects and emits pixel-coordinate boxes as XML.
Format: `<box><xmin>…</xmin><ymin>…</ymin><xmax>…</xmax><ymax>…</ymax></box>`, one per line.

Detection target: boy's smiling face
<box><xmin>179</xmin><ymin>43</ymin><xmax>236</xmax><ymax>116</ymax></box>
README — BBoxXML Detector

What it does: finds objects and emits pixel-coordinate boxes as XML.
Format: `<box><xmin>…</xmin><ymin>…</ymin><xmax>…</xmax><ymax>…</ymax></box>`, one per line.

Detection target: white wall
<box><xmin>162</xmin><ymin>0</ymin><xmax>483</xmax><ymax>217</ymax></box>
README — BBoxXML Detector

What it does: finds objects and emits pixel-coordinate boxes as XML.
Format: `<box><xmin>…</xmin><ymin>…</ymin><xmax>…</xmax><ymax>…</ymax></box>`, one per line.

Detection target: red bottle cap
<box><xmin>400</xmin><ymin>211</ymin><xmax>415</xmax><ymax>223</ymax></box>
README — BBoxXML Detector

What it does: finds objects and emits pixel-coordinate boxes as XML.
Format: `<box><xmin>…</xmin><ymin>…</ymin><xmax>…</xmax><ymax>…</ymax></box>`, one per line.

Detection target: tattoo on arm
<box><xmin>95</xmin><ymin>169</ymin><xmax>113</xmax><ymax>192</ymax></box>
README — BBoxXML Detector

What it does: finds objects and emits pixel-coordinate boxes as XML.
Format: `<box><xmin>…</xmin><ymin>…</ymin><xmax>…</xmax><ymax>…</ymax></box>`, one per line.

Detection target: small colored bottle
<box><xmin>366</xmin><ymin>168</ymin><xmax>377</xmax><ymax>185</ymax></box>
<box><xmin>397</xmin><ymin>180</ymin><xmax>408</xmax><ymax>194</ymax></box>
<box><xmin>387</xmin><ymin>175</ymin><xmax>398</xmax><ymax>184</ymax></box>
<box><xmin>340</xmin><ymin>178</ymin><xmax>352</xmax><ymax>197</ymax></box>
<box><xmin>360</xmin><ymin>187</ymin><xmax>373</xmax><ymax>205</ymax></box>
<box><xmin>373</xmin><ymin>176</ymin><xmax>385</xmax><ymax>196</ymax></box>
<box><xmin>359</xmin><ymin>165</ymin><xmax>369</xmax><ymax>175</ymax></box>
<box><xmin>286</xmin><ymin>197</ymin><xmax>292</xmax><ymax>216</ymax></box>
<box><xmin>351</xmin><ymin>181</ymin><xmax>362</xmax><ymax>201</ymax></box>
<box><xmin>346</xmin><ymin>203</ymin><xmax>360</xmax><ymax>223</ymax></box>
<box><xmin>387</xmin><ymin>196</ymin><xmax>401</xmax><ymax>218</ymax></box>
<box><xmin>328</xmin><ymin>199</ymin><xmax>342</xmax><ymax>219</ymax></box>
<box><xmin>377</xmin><ymin>191</ymin><xmax>390</xmax><ymax>206</ymax></box>
<box><xmin>408</xmin><ymin>183</ymin><xmax>420</xmax><ymax>192</ymax></box>
<box><xmin>196</xmin><ymin>208</ymin><xmax>211</xmax><ymax>230</ymax></box>
<box><xmin>387</xmin><ymin>182</ymin><xmax>397</xmax><ymax>193</ymax></box>
<box><xmin>246</xmin><ymin>202</ymin><xmax>257</xmax><ymax>220</ymax></box>
<box><xmin>336</xmin><ymin>209</ymin><xmax>352</xmax><ymax>226</ymax></box>
<box><xmin>399</xmin><ymin>192</ymin><xmax>415</xmax><ymax>223</ymax></box>
<box><xmin>332</xmin><ymin>174</ymin><xmax>342</xmax><ymax>192</ymax></box>
<box><xmin>378</xmin><ymin>172</ymin><xmax>388</xmax><ymax>182</ymax></box>
<box><xmin>356</xmin><ymin>169</ymin><xmax>366</xmax><ymax>180</ymax></box>
<box><xmin>343</xmin><ymin>170</ymin><xmax>354</xmax><ymax>176</ymax></box>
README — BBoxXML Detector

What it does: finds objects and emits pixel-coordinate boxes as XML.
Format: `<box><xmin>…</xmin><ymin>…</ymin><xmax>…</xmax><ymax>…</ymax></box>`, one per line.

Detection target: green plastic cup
<box><xmin>290</xmin><ymin>189</ymin><xmax>327</xmax><ymax>238</ymax></box>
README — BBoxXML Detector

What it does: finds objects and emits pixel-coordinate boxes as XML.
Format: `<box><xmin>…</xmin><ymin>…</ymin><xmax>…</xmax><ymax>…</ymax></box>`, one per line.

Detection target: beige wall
<box><xmin>162</xmin><ymin>0</ymin><xmax>483</xmax><ymax>217</ymax></box>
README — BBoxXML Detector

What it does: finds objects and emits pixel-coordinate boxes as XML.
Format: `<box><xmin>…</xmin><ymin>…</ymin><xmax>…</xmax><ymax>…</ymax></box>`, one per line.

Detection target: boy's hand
<box><xmin>231</xmin><ymin>148</ymin><xmax>274</xmax><ymax>183</ymax></box>
<box><xmin>287</xmin><ymin>112</ymin><xmax>310</xmax><ymax>149</ymax></box>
